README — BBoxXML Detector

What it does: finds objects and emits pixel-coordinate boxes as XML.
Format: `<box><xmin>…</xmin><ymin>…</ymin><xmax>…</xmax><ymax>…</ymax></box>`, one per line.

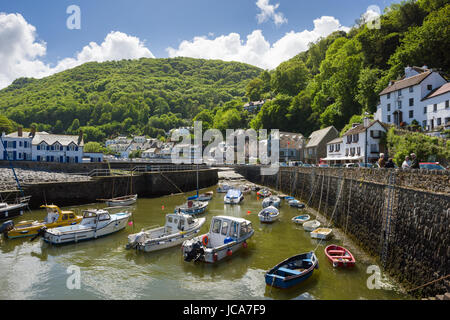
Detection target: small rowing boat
<box><xmin>262</xmin><ymin>196</ymin><xmax>281</xmax><ymax>208</ymax></box>
<box><xmin>310</xmin><ymin>228</ymin><xmax>333</xmax><ymax>240</ymax></box>
<box><xmin>291</xmin><ymin>214</ymin><xmax>310</xmax><ymax>225</ymax></box>
<box><xmin>175</xmin><ymin>200</ymin><xmax>208</xmax><ymax>215</ymax></box>
<box><xmin>100</xmin><ymin>194</ymin><xmax>137</xmax><ymax>207</ymax></box>
<box><xmin>325</xmin><ymin>245</ymin><xmax>355</xmax><ymax>268</ymax></box>
<box><xmin>265</xmin><ymin>251</ymin><xmax>319</xmax><ymax>289</ymax></box>
<box><xmin>303</xmin><ymin>220</ymin><xmax>320</xmax><ymax>232</ymax></box>
<box><xmin>288</xmin><ymin>199</ymin><xmax>305</xmax><ymax>208</ymax></box>
<box><xmin>188</xmin><ymin>191</ymin><xmax>213</xmax><ymax>201</ymax></box>
<box><xmin>258</xmin><ymin>206</ymin><xmax>280</xmax><ymax>223</ymax></box>
<box><xmin>256</xmin><ymin>188</ymin><xmax>271</xmax><ymax>198</ymax></box>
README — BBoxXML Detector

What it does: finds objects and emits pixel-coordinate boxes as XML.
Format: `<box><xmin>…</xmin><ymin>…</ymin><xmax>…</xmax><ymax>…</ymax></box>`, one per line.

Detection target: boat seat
<box><xmin>328</xmin><ymin>250</ymin><xmax>345</xmax><ymax>255</ymax></box>
<box><xmin>302</xmin><ymin>259</ymin><xmax>312</xmax><ymax>264</ymax></box>
<box><xmin>278</xmin><ymin>267</ymin><xmax>301</xmax><ymax>275</ymax></box>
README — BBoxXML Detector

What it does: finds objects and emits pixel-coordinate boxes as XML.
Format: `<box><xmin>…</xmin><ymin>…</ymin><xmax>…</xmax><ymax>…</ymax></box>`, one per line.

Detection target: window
<box><xmin>346</xmin><ymin>135</ymin><xmax>352</xmax><ymax>144</ymax></box>
<box><xmin>427</xmin><ymin>84</ymin><xmax>432</xmax><ymax>90</ymax></box>
<box><xmin>356</xmin><ymin>147</ymin><xmax>361</xmax><ymax>156</ymax></box>
<box><xmin>353</xmin><ymin>134</ymin><xmax>359</xmax><ymax>142</ymax></box>
<box><xmin>409</xmin><ymin>110</ymin><xmax>414</xmax><ymax>118</ymax></box>
<box><xmin>387</xmin><ymin>93</ymin><xmax>390</xmax><ymax>99</ymax></box>
<box><xmin>230</xmin><ymin>222</ymin><xmax>239</xmax><ymax>238</ymax></box>
<box><xmin>19</xmin><ymin>141</ymin><xmax>22</xmax><ymax>147</ymax></box>
<box><xmin>398</xmin><ymin>89</ymin><xmax>402</xmax><ymax>96</ymax></box>
<box><xmin>167</xmin><ymin>217</ymin><xmax>173</xmax><ymax>223</ymax></box>
<box><xmin>446</xmin><ymin>100</ymin><xmax>449</xmax><ymax>109</ymax></box>
<box><xmin>329</xmin><ymin>145</ymin><xmax>334</xmax><ymax>152</ymax></box>
<box><xmin>387</xmin><ymin>103</ymin><xmax>391</xmax><ymax>112</ymax></box>
<box><xmin>424</xmin><ymin>107</ymin><xmax>427</xmax><ymax>114</ymax></box>
<box><xmin>62</xmin><ymin>214</ymin><xmax>68</xmax><ymax>221</ymax></box>
<box><xmin>387</xmin><ymin>115</ymin><xmax>391</xmax><ymax>122</ymax></box>
<box><xmin>433</xmin><ymin>104</ymin><xmax>437</xmax><ymax>112</ymax></box>
<box><xmin>335</xmin><ymin>144</ymin><xmax>340</xmax><ymax>152</ymax></box>
<box><xmin>221</xmin><ymin>221</ymin><xmax>229</xmax><ymax>236</ymax></box>
<box><xmin>422</xmin><ymin>120</ymin><xmax>427</xmax><ymax>128</ymax></box>
<box><xmin>398</xmin><ymin>101</ymin><xmax>402</xmax><ymax>109</ymax></box>
<box><xmin>350</xmin><ymin>148</ymin><xmax>355</xmax><ymax>156</ymax></box>
<box><xmin>370</xmin><ymin>144</ymin><xmax>379</xmax><ymax>153</ymax></box>
<box><xmin>212</xmin><ymin>219</ymin><xmax>221</xmax><ymax>234</ymax></box>
<box><xmin>437</xmin><ymin>118</ymin><xmax>441</xmax><ymax>126</ymax></box>
<box><xmin>409</xmin><ymin>87</ymin><xmax>413</xmax><ymax>93</ymax></box>
<box><xmin>345</xmin><ymin>149</ymin><xmax>349</xmax><ymax>156</ymax></box>
<box><xmin>409</xmin><ymin>98</ymin><xmax>414</xmax><ymax>106</ymax></box>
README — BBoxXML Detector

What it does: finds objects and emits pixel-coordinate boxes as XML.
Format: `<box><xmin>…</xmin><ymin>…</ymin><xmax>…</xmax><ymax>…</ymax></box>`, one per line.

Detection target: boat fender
<box><xmin>224</xmin><ymin>237</ymin><xmax>233</xmax><ymax>244</ymax></box>
<box><xmin>242</xmin><ymin>241</ymin><xmax>248</xmax><ymax>249</ymax></box>
<box><xmin>226</xmin><ymin>249</ymin><xmax>232</xmax><ymax>256</ymax></box>
<box><xmin>202</xmin><ymin>235</ymin><xmax>209</xmax><ymax>246</ymax></box>
<box><xmin>213</xmin><ymin>253</ymin><xmax>218</xmax><ymax>262</ymax></box>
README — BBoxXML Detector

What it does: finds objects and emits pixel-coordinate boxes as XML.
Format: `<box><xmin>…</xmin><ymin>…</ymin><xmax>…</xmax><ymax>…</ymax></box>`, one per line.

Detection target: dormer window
<box><xmin>409</xmin><ymin>87</ymin><xmax>413</xmax><ymax>93</ymax></box>
<box><xmin>38</xmin><ymin>142</ymin><xmax>47</xmax><ymax>151</ymax></box>
<box><xmin>387</xmin><ymin>93</ymin><xmax>390</xmax><ymax>99</ymax></box>
<box><xmin>53</xmin><ymin>143</ymin><xmax>61</xmax><ymax>151</ymax></box>
<box><xmin>427</xmin><ymin>85</ymin><xmax>432</xmax><ymax>90</ymax></box>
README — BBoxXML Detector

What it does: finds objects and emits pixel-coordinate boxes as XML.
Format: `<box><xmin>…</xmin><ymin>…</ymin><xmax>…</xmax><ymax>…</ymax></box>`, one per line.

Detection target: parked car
<box><xmin>358</xmin><ymin>163</ymin><xmax>374</xmax><ymax>168</ymax></box>
<box><xmin>419</xmin><ymin>162</ymin><xmax>446</xmax><ymax>170</ymax></box>
<box><xmin>318</xmin><ymin>164</ymin><xmax>329</xmax><ymax>168</ymax></box>
<box><xmin>301</xmin><ymin>163</ymin><xmax>313</xmax><ymax>167</ymax></box>
<box><xmin>344</xmin><ymin>163</ymin><xmax>358</xmax><ymax>168</ymax></box>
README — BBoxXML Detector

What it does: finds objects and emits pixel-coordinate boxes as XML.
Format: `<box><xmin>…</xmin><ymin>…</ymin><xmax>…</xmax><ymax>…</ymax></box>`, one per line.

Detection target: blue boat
<box><xmin>265</xmin><ymin>251</ymin><xmax>319</xmax><ymax>289</ymax></box>
<box><xmin>288</xmin><ymin>199</ymin><xmax>305</xmax><ymax>208</ymax></box>
<box><xmin>175</xmin><ymin>201</ymin><xmax>208</xmax><ymax>215</ymax></box>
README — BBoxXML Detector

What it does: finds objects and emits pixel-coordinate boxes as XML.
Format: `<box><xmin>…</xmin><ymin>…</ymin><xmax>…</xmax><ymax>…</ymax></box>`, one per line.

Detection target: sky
<box><xmin>0</xmin><ymin>0</ymin><xmax>398</xmax><ymax>89</ymax></box>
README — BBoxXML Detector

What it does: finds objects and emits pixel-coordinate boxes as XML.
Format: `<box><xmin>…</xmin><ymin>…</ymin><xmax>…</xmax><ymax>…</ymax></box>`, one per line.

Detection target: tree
<box><xmin>0</xmin><ymin>115</ymin><xmax>14</xmax><ymax>134</ymax></box>
<box><xmin>83</xmin><ymin>141</ymin><xmax>106</xmax><ymax>153</ymax></box>
<box><xmin>245</xmin><ymin>78</ymin><xmax>264</xmax><ymax>101</ymax></box>
<box><xmin>271</xmin><ymin>57</ymin><xmax>310</xmax><ymax>96</ymax></box>
<box><xmin>356</xmin><ymin>68</ymin><xmax>382</xmax><ymax>113</ymax></box>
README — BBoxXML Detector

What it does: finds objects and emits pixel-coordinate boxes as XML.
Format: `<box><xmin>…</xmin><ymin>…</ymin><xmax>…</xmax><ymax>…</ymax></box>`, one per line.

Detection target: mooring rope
<box><xmin>407</xmin><ymin>274</ymin><xmax>450</xmax><ymax>293</ymax></box>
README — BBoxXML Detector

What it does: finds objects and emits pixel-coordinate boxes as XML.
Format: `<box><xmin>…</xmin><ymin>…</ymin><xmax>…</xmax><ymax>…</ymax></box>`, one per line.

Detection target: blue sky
<box><xmin>0</xmin><ymin>0</ymin><xmax>398</xmax><ymax>88</ymax></box>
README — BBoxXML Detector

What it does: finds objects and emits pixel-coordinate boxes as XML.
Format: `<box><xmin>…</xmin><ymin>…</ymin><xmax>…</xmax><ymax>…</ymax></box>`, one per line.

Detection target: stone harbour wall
<box><xmin>236</xmin><ymin>165</ymin><xmax>450</xmax><ymax>297</ymax></box>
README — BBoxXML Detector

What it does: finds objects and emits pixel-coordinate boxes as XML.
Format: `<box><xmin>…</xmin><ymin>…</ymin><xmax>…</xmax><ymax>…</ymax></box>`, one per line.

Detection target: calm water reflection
<box><xmin>0</xmin><ymin>184</ymin><xmax>411</xmax><ymax>300</ymax></box>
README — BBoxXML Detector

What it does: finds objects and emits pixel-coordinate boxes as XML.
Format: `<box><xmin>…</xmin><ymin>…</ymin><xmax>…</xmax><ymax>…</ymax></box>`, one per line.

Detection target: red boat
<box><xmin>325</xmin><ymin>245</ymin><xmax>355</xmax><ymax>268</ymax></box>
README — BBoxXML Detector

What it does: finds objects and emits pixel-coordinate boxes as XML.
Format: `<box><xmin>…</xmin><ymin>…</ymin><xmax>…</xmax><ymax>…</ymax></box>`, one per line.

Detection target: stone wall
<box><xmin>236</xmin><ymin>165</ymin><xmax>450</xmax><ymax>297</ymax></box>
<box><xmin>0</xmin><ymin>169</ymin><xmax>218</xmax><ymax>209</ymax></box>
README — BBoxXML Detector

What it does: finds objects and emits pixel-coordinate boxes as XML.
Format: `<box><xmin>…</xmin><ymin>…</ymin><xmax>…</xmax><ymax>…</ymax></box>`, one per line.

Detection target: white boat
<box><xmin>224</xmin><ymin>189</ymin><xmax>244</xmax><ymax>204</ymax></box>
<box><xmin>217</xmin><ymin>183</ymin><xmax>232</xmax><ymax>193</ymax></box>
<box><xmin>103</xmin><ymin>194</ymin><xmax>137</xmax><ymax>207</ymax></box>
<box><xmin>126</xmin><ymin>212</ymin><xmax>206</xmax><ymax>252</ymax></box>
<box><xmin>288</xmin><ymin>199</ymin><xmax>305</xmax><ymax>208</ymax></box>
<box><xmin>310</xmin><ymin>228</ymin><xmax>333</xmax><ymax>240</ymax></box>
<box><xmin>258</xmin><ymin>206</ymin><xmax>280</xmax><ymax>223</ymax></box>
<box><xmin>239</xmin><ymin>185</ymin><xmax>252</xmax><ymax>194</ymax></box>
<box><xmin>175</xmin><ymin>200</ymin><xmax>208</xmax><ymax>215</ymax></box>
<box><xmin>182</xmin><ymin>216</ymin><xmax>254</xmax><ymax>263</ymax></box>
<box><xmin>303</xmin><ymin>220</ymin><xmax>321</xmax><ymax>232</ymax></box>
<box><xmin>291</xmin><ymin>214</ymin><xmax>310</xmax><ymax>225</ymax></box>
<box><xmin>42</xmin><ymin>208</ymin><xmax>131</xmax><ymax>244</ymax></box>
<box><xmin>262</xmin><ymin>196</ymin><xmax>281</xmax><ymax>208</ymax></box>
<box><xmin>0</xmin><ymin>196</ymin><xmax>31</xmax><ymax>220</ymax></box>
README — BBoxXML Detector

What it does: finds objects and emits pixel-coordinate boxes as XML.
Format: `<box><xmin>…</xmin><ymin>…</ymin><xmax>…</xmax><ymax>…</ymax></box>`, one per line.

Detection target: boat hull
<box><xmin>310</xmin><ymin>228</ymin><xmax>333</xmax><ymax>240</ymax></box>
<box><xmin>265</xmin><ymin>252</ymin><xmax>318</xmax><ymax>289</ymax></box>
<box><xmin>291</xmin><ymin>215</ymin><xmax>310</xmax><ymax>225</ymax></box>
<box><xmin>325</xmin><ymin>245</ymin><xmax>355</xmax><ymax>268</ymax></box>
<box><xmin>0</xmin><ymin>203</ymin><xmax>28</xmax><ymax>220</ymax></box>
<box><xmin>224</xmin><ymin>196</ymin><xmax>244</xmax><ymax>204</ymax></box>
<box><xmin>105</xmin><ymin>195</ymin><xmax>137</xmax><ymax>207</ymax></box>
<box><xmin>43</xmin><ymin>213</ymin><xmax>130</xmax><ymax>245</ymax></box>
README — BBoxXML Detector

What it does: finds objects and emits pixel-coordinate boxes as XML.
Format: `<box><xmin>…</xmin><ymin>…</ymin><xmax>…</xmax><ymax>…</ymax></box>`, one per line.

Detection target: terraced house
<box><xmin>0</xmin><ymin>127</ymin><xmax>84</xmax><ymax>163</ymax></box>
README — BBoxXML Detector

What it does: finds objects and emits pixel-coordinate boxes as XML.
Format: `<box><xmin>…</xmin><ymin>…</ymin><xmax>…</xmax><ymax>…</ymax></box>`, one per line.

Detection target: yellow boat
<box><xmin>0</xmin><ymin>205</ymin><xmax>82</xmax><ymax>239</ymax></box>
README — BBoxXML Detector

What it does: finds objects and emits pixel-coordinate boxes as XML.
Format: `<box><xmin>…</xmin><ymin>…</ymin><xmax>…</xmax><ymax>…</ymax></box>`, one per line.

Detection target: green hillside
<box><xmin>248</xmin><ymin>0</ymin><xmax>450</xmax><ymax>136</ymax></box>
<box><xmin>0</xmin><ymin>57</ymin><xmax>261</xmax><ymax>141</ymax></box>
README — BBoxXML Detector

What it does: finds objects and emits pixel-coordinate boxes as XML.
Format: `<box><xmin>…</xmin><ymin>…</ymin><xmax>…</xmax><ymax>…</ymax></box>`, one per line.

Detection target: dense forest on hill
<box><xmin>247</xmin><ymin>0</ymin><xmax>450</xmax><ymax>136</ymax></box>
<box><xmin>0</xmin><ymin>0</ymin><xmax>449</xmax><ymax>143</ymax></box>
<box><xmin>0</xmin><ymin>57</ymin><xmax>261</xmax><ymax>141</ymax></box>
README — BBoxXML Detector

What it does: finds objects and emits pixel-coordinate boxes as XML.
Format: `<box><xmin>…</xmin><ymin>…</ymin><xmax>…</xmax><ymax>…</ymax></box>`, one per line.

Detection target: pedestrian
<box><xmin>377</xmin><ymin>153</ymin><xmax>386</xmax><ymax>168</ymax></box>
<box><xmin>402</xmin><ymin>156</ymin><xmax>411</xmax><ymax>169</ymax></box>
<box><xmin>410</xmin><ymin>153</ymin><xmax>420</xmax><ymax>169</ymax></box>
<box><xmin>385</xmin><ymin>158</ymin><xmax>395</xmax><ymax>168</ymax></box>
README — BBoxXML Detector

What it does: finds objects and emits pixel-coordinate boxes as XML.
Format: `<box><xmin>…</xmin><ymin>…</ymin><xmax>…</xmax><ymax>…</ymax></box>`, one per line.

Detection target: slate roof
<box><xmin>379</xmin><ymin>71</ymin><xmax>432</xmax><ymax>95</ymax></box>
<box><xmin>422</xmin><ymin>82</ymin><xmax>450</xmax><ymax>100</ymax></box>
<box><xmin>305</xmin><ymin>126</ymin><xmax>337</xmax><ymax>148</ymax></box>
<box><xmin>6</xmin><ymin>131</ymin><xmax>84</xmax><ymax>146</ymax></box>
<box><xmin>343</xmin><ymin>120</ymin><xmax>386</xmax><ymax>136</ymax></box>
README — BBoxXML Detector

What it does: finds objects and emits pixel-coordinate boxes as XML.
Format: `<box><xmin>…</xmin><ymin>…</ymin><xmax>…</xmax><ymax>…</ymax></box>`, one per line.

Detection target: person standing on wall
<box><xmin>410</xmin><ymin>153</ymin><xmax>420</xmax><ymax>169</ymax></box>
<box><xmin>402</xmin><ymin>156</ymin><xmax>411</xmax><ymax>169</ymax></box>
<box><xmin>377</xmin><ymin>153</ymin><xmax>386</xmax><ymax>168</ymax></box>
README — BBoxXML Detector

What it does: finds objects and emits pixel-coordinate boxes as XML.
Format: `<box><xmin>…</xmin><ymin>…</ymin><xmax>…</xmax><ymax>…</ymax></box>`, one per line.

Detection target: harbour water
<box><xmin>0</xmin><ymin>183</ymin><xmax>411</xmax><ymax>300</ymax></box>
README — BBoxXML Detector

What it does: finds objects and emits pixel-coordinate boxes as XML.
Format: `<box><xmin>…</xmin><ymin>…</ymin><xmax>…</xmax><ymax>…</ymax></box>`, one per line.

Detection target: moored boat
<box><xmin>188</xmin><ymin>191</ymin><xmax>213</xmax><ymax>201</ymax></box>
<box><xmin>288</xmin><ymin>199</ymin><xmax>305</xmax><ymax>208</ymax></box>
<box><xmin>175</xmin><ymin>200</ymin><xmax>208</xmax><ymax>215</ymax></box>
<box><xmin>224</xmin><ymin>189</ymin><xmax>244</xmax><ymax>204</ymax></box>
<box><xmin>239</xmin><ymin>185</ymin><xmax>252</xmax><ymax>194</ymax></box>
<box><xmin>262</xmin><ymin>196</ymin><xmax>281</xmax><ymax>208</ymax></box>
<box><xmin>0</xmin><ymin>196</ymin><xmax>31</xmax><ymax>220</ymax></box>
<box><xmin>310</xmin><ymin>228</ymin><xmax>333</xmax><ymax>240</ymax></box>
<box><xmin>42</xmin><ymin>208</ymin><xmax>131</xmax><ymax>244</ymax></box>
<box><xmin>101</xmin><ymin>194</ymin><xmax>137</xmax><ymax>207</ymax></box>
<box><xmin>258</xmin><ymin>206</ymin><xmax>280</xmax><ymax>223</ymax></box>
<box><xmin>217</xmin><ymin>183</ymin><xmax>232</xmax><ymax>193</ymax></box>
<box><xmin>256</xmin><ymin>188</ymin><xmax>272</xmax><ymax>198</ymax></box>
<box><xmin>182</xmin><ymin>216</ymin><xmax>254</xmax><ymax>263</ymax></box>
<box><xmin>0</xmin><ymin>205</ymin><xmax>82</xmax><ymax>239</ymax></box>
<box><xmin>126</xmin><ymin>212</ymin><xmax>206</xmax><ymax>252</ymax></box>
<box><xmin>265</xmin><ymin>251</ymin><xmax>319</xmax><ymax>289</ymax></box>
<box><xmin>291</xmin><ymin>214</ymin><xmax>310</xmax><ymax>225</ymax></box>
<box><xmin>303</xmin><ymin>220</ymin><xmax>320</xmax><ymax>232</ymax></box>
<box><xmin>325</xmin><ymin>245</ymin><xmax>356</xmax><ymax>268</ymax></box>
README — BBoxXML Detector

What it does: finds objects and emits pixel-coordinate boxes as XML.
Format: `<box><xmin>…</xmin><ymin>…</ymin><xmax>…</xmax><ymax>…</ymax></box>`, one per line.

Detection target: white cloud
<box><xmin>0</xmin><ymin>13</ymin><xmax>154</xmax><ymax>89</ymax></box>
<box><xmin>256</xmin><ymin>0</ymin><xmax>287</xmax><ymax>26</ymax></box>
<box><xmin>167</xmin><ymin>16</ymin><xmax>349</xmax><ymax>70</ymax></box>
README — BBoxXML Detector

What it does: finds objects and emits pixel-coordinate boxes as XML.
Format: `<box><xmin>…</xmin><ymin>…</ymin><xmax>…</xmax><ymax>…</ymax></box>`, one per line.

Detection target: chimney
<box><xmin>363</xmin><ymin>117</ymin><xmax>370</xmax><ymax>128</ymax></box>
<box><xmin>352</xmin><ymin>123</ymin><xmax>361</xmax><ymax>128</ymax></box>
<box><xmin>30</xmin><ymin>126</ymin><xmax>36</xmax><ymax>137</ymax></box>
<box><xmin>18</xmin><ymin>126</ymin><xmax>23</xmax><ymax>137</ymax></box>
<box><xmin>78</xmin><ymin>129</ymin><xmax>83</xmax><ymax>144</ymax></box>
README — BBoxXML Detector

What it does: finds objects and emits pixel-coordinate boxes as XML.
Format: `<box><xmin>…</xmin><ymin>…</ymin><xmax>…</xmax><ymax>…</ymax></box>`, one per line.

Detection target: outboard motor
<box><xmin>183</xmin><ymin>240</ymin><xmax>204</xmax><ymax>262</ymax></box>
<box><xmin>0</xmin><ymin>220</ymin><xmax>14</xmax><ymax>238</ymax></box>
<box><xmin>30</xmin><ymin>226</ymin><xmax>47</xmax><ymax>242</ymax></box>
